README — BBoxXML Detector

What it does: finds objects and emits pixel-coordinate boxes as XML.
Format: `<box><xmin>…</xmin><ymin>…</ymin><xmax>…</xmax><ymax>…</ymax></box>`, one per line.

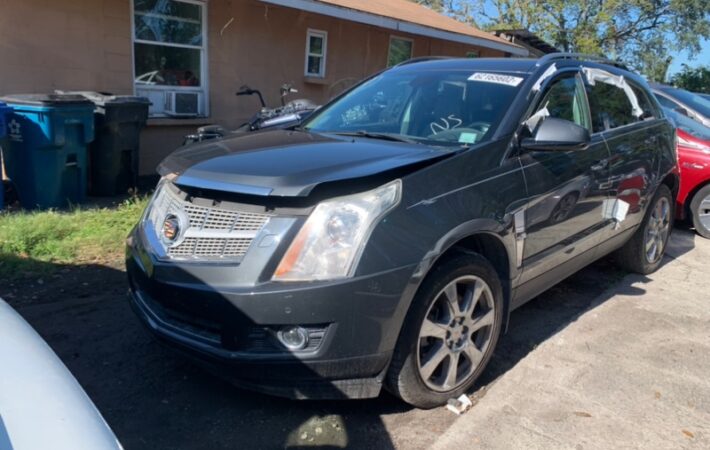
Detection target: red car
<box><xmin>664</xmin><ymin>107</ymin><xmax>710</xmax><ymax>238</ymax></box>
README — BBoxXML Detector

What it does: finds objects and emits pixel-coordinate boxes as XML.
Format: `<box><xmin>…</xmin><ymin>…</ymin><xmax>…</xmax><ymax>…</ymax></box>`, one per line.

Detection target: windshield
<box><xmin>659</xmin><ymin>86</ymin><xmax>710</xmax><ymax>118</ymax></box>
<box><xmin>664</xmin><ymin>107</ymin><xmax>710</xmax><ymax>141</ymax></box>
<box><xmin>304</xmin><ymin>69</ymin><xmax>526</xmax><ymax>147</ymax></box>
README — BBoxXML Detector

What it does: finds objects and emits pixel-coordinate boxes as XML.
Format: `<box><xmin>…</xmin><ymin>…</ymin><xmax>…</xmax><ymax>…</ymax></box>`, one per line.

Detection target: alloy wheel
<box><xmin>698</xmin><ymin>194</ymin><xmax>710</xmax><ymax>232</ymax></box>
<box><xmin>644</xmin><ymin>196</ymin><xmax>671</xmax><ymax>264</ymax></box>
<box><xmin>416</xmin><ymin>275</ymin><xmax>495</xmax><ymax>392</ymax></box>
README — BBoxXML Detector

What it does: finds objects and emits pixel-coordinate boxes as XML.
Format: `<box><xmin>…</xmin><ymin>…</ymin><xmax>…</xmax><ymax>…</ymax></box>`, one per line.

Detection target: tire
<box><xmin>689</xmin><ymin>184</ymin><xmax>710</xmax><ymax>239</ymax></box>
<box><xmin>615</xmin><ymin>184</ymin><xmax>673</xmax><ymax>274</ymax></box>
<box><xmin>385</xmin><ymin>253</ymin><xmax>504</xmax><ymax>409</ymax></box>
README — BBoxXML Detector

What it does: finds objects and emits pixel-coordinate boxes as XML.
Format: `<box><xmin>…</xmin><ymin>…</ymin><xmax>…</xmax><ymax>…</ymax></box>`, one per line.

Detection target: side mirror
<box><xmin>521</xmin><ymin>117</ymin><xmax>591</xmax><ymax>152</ymax></box>
<box><xmin>674</xmin><ymin>107</ymin><xmax>689</xmax><ymax>117</ymax></box>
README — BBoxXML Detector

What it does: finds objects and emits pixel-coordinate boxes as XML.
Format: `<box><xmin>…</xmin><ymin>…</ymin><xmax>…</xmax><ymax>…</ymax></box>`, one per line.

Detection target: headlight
<box><xmin>141</xmin><ymin>178</ymin><xmax>168</xmax><ymax>227</ymax></box>
<box><xmin>273</xmin><ymin>179</ymin><xmax>402</xmax><ymax>281</ymax></box>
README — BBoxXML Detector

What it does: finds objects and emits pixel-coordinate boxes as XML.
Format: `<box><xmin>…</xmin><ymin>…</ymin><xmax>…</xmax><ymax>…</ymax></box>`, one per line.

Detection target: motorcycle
<box><xmin>183</xmin><ymin>83</ymin><xmax>318</xmax><ymax>146</ymax></box>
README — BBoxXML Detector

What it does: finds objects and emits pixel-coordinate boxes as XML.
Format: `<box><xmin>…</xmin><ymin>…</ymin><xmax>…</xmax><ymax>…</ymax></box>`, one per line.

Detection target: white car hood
<box><xmin>0</xmin><ymin>299</ymin><xmax>121</xmax><ymax>450</ymax></box>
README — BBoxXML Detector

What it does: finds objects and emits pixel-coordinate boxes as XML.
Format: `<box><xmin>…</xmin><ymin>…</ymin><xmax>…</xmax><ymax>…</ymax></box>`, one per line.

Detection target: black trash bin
<box><xmin>76</xmin><ymin>92</ymin><xmax>150</xmax><ymax>196</ymax></box>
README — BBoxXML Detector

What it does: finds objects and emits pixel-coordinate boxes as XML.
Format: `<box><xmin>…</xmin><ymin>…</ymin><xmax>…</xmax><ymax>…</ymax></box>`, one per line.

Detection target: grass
<box><xmin>0</xmin><ymin>196</ymin><xmax>149</xmax><ymax>279</ymax></box>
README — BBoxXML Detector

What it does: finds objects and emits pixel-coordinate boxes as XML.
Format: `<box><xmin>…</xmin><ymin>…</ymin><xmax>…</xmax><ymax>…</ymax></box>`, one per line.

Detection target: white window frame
<box><xmin>387</xmin><ymin>36</ymin><xmax>414</xmax><ymax>67</ymax></box>
<box><xmin>304</xmin><ymin>29</ymin><xmax>328</xmax><ymax>78</ymax></box>
<box><xmin>130</xmin><ymin>0</ymin><xmax>209</xmax><ymax>118</ymax></box>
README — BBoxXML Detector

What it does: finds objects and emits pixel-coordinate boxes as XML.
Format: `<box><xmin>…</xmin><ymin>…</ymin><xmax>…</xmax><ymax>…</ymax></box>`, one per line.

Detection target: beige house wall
<box><xmin>0</xmin><ymin>0</ymin><xmax>133</xmax><ymax>94</ymax></box>
<box><xmin>0</xmin><ymin>0</ymin><xmax>506</xmax><ymax>176</ymax></box>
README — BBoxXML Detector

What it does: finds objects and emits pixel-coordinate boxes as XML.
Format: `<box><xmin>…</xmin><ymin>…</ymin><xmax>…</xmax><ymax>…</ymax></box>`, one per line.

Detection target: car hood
<box><xmin>158</xmin><ymin>130</ymin><xmax>449</xmax><ymax>197</ymax></box>
<box><xmin>0</xmin><ymin>299</ymin><xmax>122</xmax><ymax>450</ymax></box>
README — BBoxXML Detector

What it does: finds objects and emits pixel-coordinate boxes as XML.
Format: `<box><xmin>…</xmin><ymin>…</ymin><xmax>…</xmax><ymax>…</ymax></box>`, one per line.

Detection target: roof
<box><xmin>494</xmin><ymin>29</ymin><xmax>559</xmax><ymax>55</ymax></box>
<box><xmin>392</xmin><ymin>55</ymin><xmax>644</xmax><ymax>84</ymax></box>
<box><xmin>261</xmin><ymin>0</ymin><xmax>528</xmax><ymax>56</ymax></box>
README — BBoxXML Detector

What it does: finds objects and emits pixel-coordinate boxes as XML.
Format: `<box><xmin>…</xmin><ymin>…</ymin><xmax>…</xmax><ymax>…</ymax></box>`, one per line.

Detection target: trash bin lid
<box><xmin>61</xmin><ymin>91</ymin><xmax>151</xmax><ymax>106</ymax></box>
<box><xmin>0</xmin><ymin>94</ymin><xmax>93</xmax><ymax>106</ymax></box>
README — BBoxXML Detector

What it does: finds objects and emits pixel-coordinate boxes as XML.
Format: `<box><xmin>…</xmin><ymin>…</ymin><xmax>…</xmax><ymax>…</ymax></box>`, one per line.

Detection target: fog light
<box><xmin>277</xmin><ymin>326</ymin><xmax>309</xmax><ymax>350</ymax></box>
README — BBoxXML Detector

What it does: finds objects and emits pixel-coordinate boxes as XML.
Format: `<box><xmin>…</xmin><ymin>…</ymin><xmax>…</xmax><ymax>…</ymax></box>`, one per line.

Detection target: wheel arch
<box><xmin>661</xmin><ymin>171</ymin><xmax>680</xmax><ymax>202</ymax></box>
<box><xmin>410</xmin><ymin>221</ymin><xmax>516</xmax><ymax>331</ymax></box>
<box><xmin>682</xmin><ymin>178</ymin><xmax>710</xmax><ymax>220</ymax></box>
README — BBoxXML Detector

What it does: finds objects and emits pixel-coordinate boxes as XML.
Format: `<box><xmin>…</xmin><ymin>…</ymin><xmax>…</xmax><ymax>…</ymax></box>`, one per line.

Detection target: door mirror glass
<box><xmin>521</xmin><ymin>117</ymin><xmax>591</xmax><ymax>152</ymax></box>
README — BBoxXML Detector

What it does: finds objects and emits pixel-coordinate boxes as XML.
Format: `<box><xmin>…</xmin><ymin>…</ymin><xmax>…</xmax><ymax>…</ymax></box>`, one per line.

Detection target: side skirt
<box><xmin>509</xmin><ymin>226</ymin><xmax>637</xmax><ymax>311</ymax></box>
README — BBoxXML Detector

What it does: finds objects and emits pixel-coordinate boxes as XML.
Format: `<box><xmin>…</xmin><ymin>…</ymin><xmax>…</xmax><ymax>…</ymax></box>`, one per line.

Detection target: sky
<box><xmin>667</xmin><ymin>38</ymin><xmax>710</xmax><ymax>76</ymax></box>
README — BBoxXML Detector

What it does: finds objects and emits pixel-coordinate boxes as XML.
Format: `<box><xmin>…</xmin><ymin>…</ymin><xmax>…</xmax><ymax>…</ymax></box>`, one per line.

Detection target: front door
<box><xmin>518</xmin><ymin>71</ymin><xmax>611</xmax><ymax>284</ymax></box>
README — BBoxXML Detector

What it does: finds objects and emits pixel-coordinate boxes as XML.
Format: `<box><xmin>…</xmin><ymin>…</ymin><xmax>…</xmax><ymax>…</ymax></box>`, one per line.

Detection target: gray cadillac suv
<box><xmin>127</xmin><ymin>54</ymin><xmax>678</xmax><ymax>408</ymax></box>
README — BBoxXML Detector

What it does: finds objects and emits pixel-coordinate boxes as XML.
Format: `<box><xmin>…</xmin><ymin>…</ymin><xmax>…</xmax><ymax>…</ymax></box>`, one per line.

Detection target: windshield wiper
<box><xmin>333</xmin><ymin>130</ymin><xmax>420</xmax><ymax>144</ymax></box>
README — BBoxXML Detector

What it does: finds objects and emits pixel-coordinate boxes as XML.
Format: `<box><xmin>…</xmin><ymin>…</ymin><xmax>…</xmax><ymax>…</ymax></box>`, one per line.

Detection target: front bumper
<box><xmin>126</xmin><ymin>227</ymin><xmax>417</xmax><ymax>399</ymax></box>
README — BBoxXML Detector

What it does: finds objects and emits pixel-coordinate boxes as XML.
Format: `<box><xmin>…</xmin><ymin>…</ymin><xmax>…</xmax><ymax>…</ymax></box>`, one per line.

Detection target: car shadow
<box><xmin>0</xmin><ymin>226</ymin><xmax>698</xmax><ymax>449</ymax></box>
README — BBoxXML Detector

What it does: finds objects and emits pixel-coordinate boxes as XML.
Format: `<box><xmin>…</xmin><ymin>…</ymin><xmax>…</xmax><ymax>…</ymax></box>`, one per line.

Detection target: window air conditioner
<box><xmin>165</xmin><ymin>91</ymin><xmax>201</xmax><ymax>117</ymax></box>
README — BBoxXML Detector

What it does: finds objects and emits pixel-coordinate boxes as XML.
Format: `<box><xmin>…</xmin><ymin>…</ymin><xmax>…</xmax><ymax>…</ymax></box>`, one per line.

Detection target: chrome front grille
<box><xmin>149</xmin><ymin>183</ymin><xmax>271</xmax><ymax>260</ymax></box>
<box><xmin>181</xmin><ymin>204</ymin><xmax>269</xmax><ymax>232</ymax></box>
<box><xmin>167</xmin><ymin>237</ymin><xmax>254</xmax><ymax>258</ymax></box>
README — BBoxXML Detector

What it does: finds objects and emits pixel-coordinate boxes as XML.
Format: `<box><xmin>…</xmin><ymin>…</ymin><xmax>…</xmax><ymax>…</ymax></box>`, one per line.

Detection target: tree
<box><xmin>416</xmin><ymin>0</ymin><xmax>444</xmax><ymax>11</ymax></box>
<box><xmin>413</xmin><ymin>0</ymin><xmax>710</xmax><ymax>82</ymax></box>
<box><xmin>670</xmin><ymin>65</ymin><xmax>710</xmax><ymax>93</ymax></box>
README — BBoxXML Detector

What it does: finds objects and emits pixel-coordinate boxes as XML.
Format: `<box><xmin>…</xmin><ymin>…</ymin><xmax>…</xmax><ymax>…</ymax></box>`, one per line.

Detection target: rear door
<box><xmin>518</xmin><ymin>71</ymin><xmax>611</xmax><ymax>284</ymax></box>
<box><xmin>586</xmin><ymin>73</ymin><xmax>668</xmax><ymax>237</ymax></box>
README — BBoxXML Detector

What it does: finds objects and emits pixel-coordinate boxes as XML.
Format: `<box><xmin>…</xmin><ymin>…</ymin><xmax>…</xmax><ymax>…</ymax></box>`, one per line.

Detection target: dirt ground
<box><xmin>3</xmin><ymin>226</ymin><xmax>656</xmax><ymax>449</ymax></box>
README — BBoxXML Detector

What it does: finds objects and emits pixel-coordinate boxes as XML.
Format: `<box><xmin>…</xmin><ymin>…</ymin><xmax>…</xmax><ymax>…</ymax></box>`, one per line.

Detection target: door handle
<box><xmin>591</xmin><ymin>159</ymin><xmax>608</xmax><ymax>172</ymax></box>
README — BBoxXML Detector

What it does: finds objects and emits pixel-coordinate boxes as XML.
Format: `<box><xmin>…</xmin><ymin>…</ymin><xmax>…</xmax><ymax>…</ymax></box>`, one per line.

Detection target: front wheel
<box><xmin>690</xmin><ymin>184</ymin><xmax>710</xmax><ymax>239</ymax></box>
<box><xmin>386</xmin><ymin>253</ymin><xmax>503</xmax><ymax>408</ymax></box>
<box><xmin>615</xmin><ymin>184</ymin><xmax>673</xmax><ymax>274</ymax></box>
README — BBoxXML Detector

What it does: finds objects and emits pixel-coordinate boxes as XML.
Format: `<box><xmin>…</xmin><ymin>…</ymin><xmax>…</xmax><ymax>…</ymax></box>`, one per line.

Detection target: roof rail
<box><xmin>537</xmin><ymin>53</ymin><xmax>629</xmax><ymax>71</ymax></box>
<box><xmin>395</xmin><ymin>56</ymin><xmax>451</xmax><ymax>67</ymax></box>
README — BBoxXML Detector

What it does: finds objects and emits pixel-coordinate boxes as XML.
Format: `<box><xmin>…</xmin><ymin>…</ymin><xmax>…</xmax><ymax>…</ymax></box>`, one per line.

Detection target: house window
<box><xmin>132</xmin><ymin>0</ymin><xmax>207</xmax><ymax>117</ymax></box>
<box><xmin>305</xmin><ymin>29</ymin><xmax>327</xmax><ymax>77</ymax></box>
<box><xmin>388</xmin><ymin>37</ymin><xmax>413</xmax><ymax>66</ymax></box>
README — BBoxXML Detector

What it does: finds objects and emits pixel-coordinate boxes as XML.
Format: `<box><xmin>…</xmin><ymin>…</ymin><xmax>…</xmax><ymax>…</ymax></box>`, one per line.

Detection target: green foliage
<box><xmin>670</xmin><ymin>65</ymin><xmax>710</xmax><ymax>93</ymax></box>
<box><xmin>0</xmin><ymin>197</ymin><xmax>148</xmax><ymax>278</ymax></box>
<box><xmin>413</xmin><ymin>0</ymin><xmax>710</xmax><ymax>81</ymax></box>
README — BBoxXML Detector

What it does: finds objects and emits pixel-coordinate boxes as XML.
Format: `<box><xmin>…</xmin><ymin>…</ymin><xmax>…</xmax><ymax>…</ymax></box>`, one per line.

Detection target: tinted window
<box><xmin>305</xmin><ymin>70</ymin><xmax>526</xmax><ymax>147</ymax></box>
<box><xmin>587</xmin><ymin>82</ymin><xmax>636</xmax><ymax>132</ymax></box>
<box><xmin>536</xmin><ymin>74</ymin><xmax>589</xmax><ymax>129</ymax></box>
<box><xmin>631</xmin><ymin>85</ymin><xmax>660</xmax><ymax>119</ymax></box>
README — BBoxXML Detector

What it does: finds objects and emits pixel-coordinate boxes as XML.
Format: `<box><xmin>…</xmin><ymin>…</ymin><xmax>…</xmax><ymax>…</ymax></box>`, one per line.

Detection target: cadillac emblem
<box><xmin>160</xmin><ymin>212</ymin><xmax>186</xmax><ymax>246</ymax></box>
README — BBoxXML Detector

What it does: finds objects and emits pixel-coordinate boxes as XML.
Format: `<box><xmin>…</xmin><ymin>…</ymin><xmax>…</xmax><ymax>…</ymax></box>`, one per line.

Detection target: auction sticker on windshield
<box><xmin>468</xmin><ymin>72</ymin><xmax>524</xmax><ymax>87</ymax></box>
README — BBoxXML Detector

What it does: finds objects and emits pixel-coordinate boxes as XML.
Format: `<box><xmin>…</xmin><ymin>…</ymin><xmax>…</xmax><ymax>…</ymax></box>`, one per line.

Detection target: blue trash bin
<box><xmin>0</xmin><ymin>94</ymin><xmax>94</xmax><ymax>209</ymax></box>
<box><xmin>0</xmin><ymin>101</ymin><xmax>13</xmax><ymax>210</ymax></box>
